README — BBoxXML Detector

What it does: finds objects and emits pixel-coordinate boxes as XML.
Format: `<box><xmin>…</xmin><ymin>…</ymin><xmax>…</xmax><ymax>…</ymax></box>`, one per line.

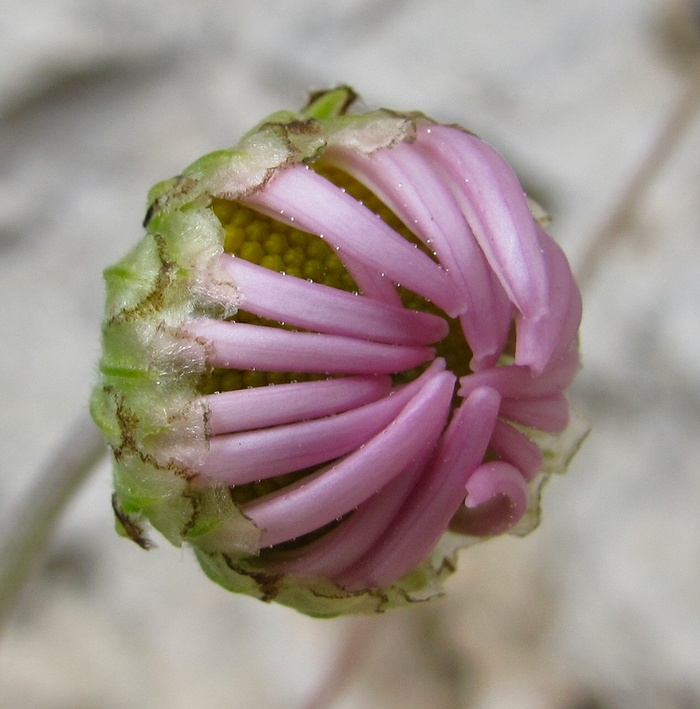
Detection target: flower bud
<box><xmin>91</xmin><ymin>86</ymin><xmax>585</xmax><ymax>616</ymax></box>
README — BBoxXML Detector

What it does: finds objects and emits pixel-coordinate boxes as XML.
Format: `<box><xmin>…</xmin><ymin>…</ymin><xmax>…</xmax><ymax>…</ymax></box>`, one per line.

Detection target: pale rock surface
<box><xmin>1</xmin><ymin>1</ymin><xmax>699</xmax><ymax>708</ymax></box>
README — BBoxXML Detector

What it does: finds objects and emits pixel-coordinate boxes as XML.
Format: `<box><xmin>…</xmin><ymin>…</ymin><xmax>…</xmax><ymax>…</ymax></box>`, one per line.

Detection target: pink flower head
<box><xmin>92</xmin><ymin>87</ymin><xmax>584</xmax><ymax>615</ymax></box>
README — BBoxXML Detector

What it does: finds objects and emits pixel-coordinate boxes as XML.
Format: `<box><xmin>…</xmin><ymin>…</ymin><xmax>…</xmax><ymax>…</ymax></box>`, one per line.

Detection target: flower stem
<box><xmin>0</xmin><ymin>410</ymin><xmax>105</xmax><ymax>630</ymax></box>
<box><xmin>576</xmin><ymin>60</ymin><xmax>700</xmax><ymax>287</ymax></box>
<box><xmin>299</xmin><ymin>618</ymin><xmax>380</xmax><ymax>709</ymax></box>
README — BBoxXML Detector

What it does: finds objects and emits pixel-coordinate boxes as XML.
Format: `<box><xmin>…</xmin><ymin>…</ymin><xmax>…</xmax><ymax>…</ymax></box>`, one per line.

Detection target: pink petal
<box><xmin>271</xmin><ymin>444</ymin><xmax>435</xmax><ymax>578</ymax></box>
<box><xmin>450</xmin><ymin>462</ymin><xmax>528</xmax><ymax>536</ymax></box>
<box><xmin>204</xmin><ymin>374</ymin><xmax>392</xmax><ymax>435</ymax></box>
<box><xmin>243</xmin><ymin>165</ymin><xmax>464</xmax><ymax>316</ymax></box>
<box><xmin>337</xmin><ymin>386</ymin><xmax>501</xmax><ymax>590</ymax></box>
<box><xmin>183</xmin><ymin>319</ymin><xmax>434</xmax><ymax>375</ymax></box>
<box><xmin>335</xmin><ymin>251</ymin><xmax>403</xmax><ymax>307</ymax></box>
<box><xmin>514</xmin><ymin>225</ymin><xmax>582</xmax><ymax>372</ymax></box>
<box><xmin>221</xmin><ymin>254</ymin><xmax>448</xmax><ymax>345</ymax></box>
<box><xmin>489</xmin><ymin>420</ymin><xmax>543</xmax><ymax>482</ymax></box>
<box><xmin>459</xmin><ymin>347</ymin><xmax>580</xmax><ymax>400</ymax></box>
<box><xmin>499</xmin><ymin>393</ymin><xmax>570</xmax><ymax>433</ymax></box>
<box><xmin>242</xmin><ymin>369</ymin><xmax>456</xmax><ymax>547</ymax></box>
<box><xmin>458</xmin><ymin>272</ymin><xmax>513</xmax><ymax>371</ymax></box>
<box><xmin>326</xmin><ymin>143</ymin><xmax>513</xmax><ymax>365</ymax></box>
<box><xmin>415</xmin><ymin>124</ymin><xmax>549</xmax><ymax>322</ymax></box>
<box><xmin>325</xmin><ymin>144</ymin><xmax>478</xmax><ymax>308</ymax></box>
<box><xmin>200</xmin><ymin>364</ymin><xmax>443</xmax><ymax>484</ymax></box>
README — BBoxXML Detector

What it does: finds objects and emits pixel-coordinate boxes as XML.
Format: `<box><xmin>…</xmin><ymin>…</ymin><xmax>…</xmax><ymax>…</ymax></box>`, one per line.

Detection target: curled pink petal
<box><xmin>327</xmin><ymin>143</ymin><xmax>513</xmax><ymax>365</ymax></box>
<box><xmin>514</xmin><ymin>225</ymin><xmax>583</xmax><ymax>372</ymax></box>
<box><xmin>272</xmin><ymin>442</ymin><xmax>435</xmax><ymax>578</ymax></box>
<box><xmin>415</xmin><ymin>124</ymin><xmax>549</xmax><ymax>322</ymax></box>
<box><xmin>325</xmin><ymin>143</ymin><xmax>478</xmax><ymax>309</ymax></box>
<box><xmin>489</xmin><ymin>420</ymin><xmax>544</xmax><ymax>482</ymax></box>
<box><xmin>458</xmin><ymin>275</ymin><xmax>513</xmax><ymax>371</ymax></box>
<box><xmin>450</xmin><ymin>462</ymin><xmax>528</xmax><ymax>536</ymax></box>
<box><xmin>337</xmin><ymin>386</ymin><xmax>501</xmax><ymax>590</ymax></box>
<box><xmin>243</xmin><ymin>369</ymin><xmax>456</xmax><ymax>547</ymax></box>
<box><xmin>243</xmin><ymin>165</ymin><xmax>464</xmax><ymax>316</ymax></box>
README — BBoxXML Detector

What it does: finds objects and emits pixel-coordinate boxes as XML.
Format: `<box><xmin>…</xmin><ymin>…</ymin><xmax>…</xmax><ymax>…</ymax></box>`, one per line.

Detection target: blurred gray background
<box><xmin>1</xmin><ymin>1</ymin><xmax>699</xmax><ymax>708</ymax></box>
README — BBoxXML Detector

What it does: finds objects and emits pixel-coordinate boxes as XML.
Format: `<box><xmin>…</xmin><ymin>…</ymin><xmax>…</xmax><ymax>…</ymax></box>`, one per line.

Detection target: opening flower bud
<box><xmin>91</xmin><ymin>86</ymin><xmax>585</xmax><ymax>616</ymax></box>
